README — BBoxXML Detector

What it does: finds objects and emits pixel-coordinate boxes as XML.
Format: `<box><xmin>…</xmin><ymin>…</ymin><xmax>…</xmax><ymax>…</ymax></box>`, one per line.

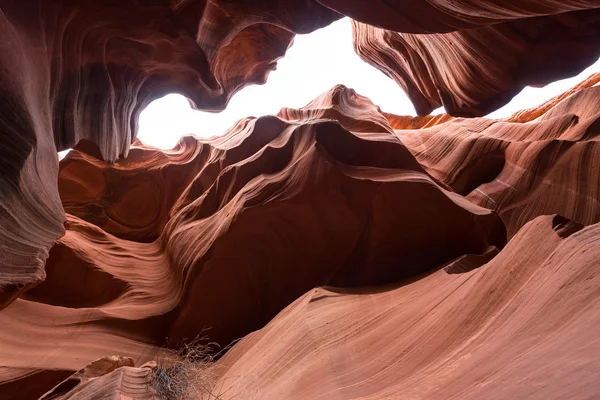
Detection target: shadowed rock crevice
<box><xmin>23</xmin><ymin>243</ymin><xmax>130</xmax><ymax>309</ymax></box>
<box><xmin>451</xmin><ymin>152</ymin><xmax>506</xmax><ymax>196</ymax></box>
<box><xmin>552</xmin><ymin>214</ymin><xmax>585</xmax><ymax>238</ymax></box>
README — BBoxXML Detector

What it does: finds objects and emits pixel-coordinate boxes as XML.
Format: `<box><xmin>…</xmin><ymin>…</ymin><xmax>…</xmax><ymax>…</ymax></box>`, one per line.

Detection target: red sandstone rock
<box><xmin>353</xmin><ymin>10</ymin><xmax>600</xmax><ymax>116</ymax></box>
<box><xmin>0</xmin><ymin>90</ymin><xmax>507</xmax><ymax>398</ymax></box>
<box><xmin>209</xmin><ymin>214</ymin><xmax>600</xmax><ymax>399</ymax></box>
<box><xmin>0</xmin><ymin>0</ymin><xmax>339</xmax><ymax>309</ymax></box>
<box><xmin>393</xmin><ymin>73</ymin><xmax>600</xmax><ymax>237</ymax></box>
<box><xmin>39</xmin><ymin>356</ymin><xmax>155</xmax><ymax>400</ymax></box>
<box><xmin>321</xmin><ymin>0</ymin><xmax>600</xmax><ymax>33</ymax></box>
<box><xmin>3</xmin><ymin>77</ymin><xmax>600</xmax><ymax>398</ymax></box>
<box><xmin>2</xmin><ymin>2</ymin><xmax>600</xmax><ymax>399</ymax></box>
<box><xmin>2</xmin><ymin>0</ymin><xmax>600</xmax><ymax>310</ymax></box>
<box><xmin>0</xmin><ymin>85</ymin><xmax>510</xmax><ymax>398</ymax></box>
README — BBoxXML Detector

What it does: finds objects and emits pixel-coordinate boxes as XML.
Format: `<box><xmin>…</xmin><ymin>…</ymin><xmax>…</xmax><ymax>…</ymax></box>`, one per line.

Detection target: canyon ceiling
<box><xmin>1</xmin><ymin>0</ymin><xmax>600</xmax><ymax>399</ymax></box>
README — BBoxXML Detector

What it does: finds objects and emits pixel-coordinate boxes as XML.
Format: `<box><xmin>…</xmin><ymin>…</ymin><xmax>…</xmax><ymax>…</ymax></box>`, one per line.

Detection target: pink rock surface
<box><xmin>210</xmin><ymin>214</ymin><xmax>600</xmax><ymax>399</ymax></box>
<box><xmin>1</xmin><ymin>2</ymin><xmax>600</xmax><ymax>399</ymax></box>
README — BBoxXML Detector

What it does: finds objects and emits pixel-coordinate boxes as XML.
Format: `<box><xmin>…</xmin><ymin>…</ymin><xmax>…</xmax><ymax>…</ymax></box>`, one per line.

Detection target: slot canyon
<box><xmin>1</xmin><ymin>1</ymin><xmax>600</xmax><ymax>399</ymax></box>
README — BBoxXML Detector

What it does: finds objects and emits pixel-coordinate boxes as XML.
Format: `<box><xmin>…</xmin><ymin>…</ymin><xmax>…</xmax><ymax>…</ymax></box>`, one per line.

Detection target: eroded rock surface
<box><xmin>1</xmin><ymin>87</ymin><xmax>508</xmax><ymax>398</ymax></box>
<box><xmin>395</xmin><ymin>74</ymin><xmax>600</xmax><ymax>237</ymax></box>
<box><xmin>2</xmin><ymin>2</ymin><xmax>600</xmax><ymax>399</ymax></box>
<box><xmin>39</xmin><ymin>356</ymin><xmax>155</xmax><ymax>400</ymax></box>
<box><xmin>210</xmin><ymin>214</ymin><xmax>600</xmax><ymax>399</ymax></box>
<box><xmin>0</xmin><ymin>0</ymin><xmax>340</xmax><ymax>308</ymax></box>
<box><xmin>353</xmin><ymin>8</ymin><xmax>600</xmax><ymax>116</ymax></box>
<box><xmin>2</xmin><ymin>0</ymin><xmax>600</xmax><ymax>310</ymax></box>
<box><xmin>3</xmin><ymin>76</ymin><xmax>600</xmax><ymax>398</ymax></box>
<box><xmin>320</xmin><ymin>0</ymin><xmax>600</xmax><ymax>33</ymax></box>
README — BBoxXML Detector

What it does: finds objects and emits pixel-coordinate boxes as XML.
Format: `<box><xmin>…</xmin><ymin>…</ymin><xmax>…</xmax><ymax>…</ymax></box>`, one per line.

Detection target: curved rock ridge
<box><xmin>2</xmin><ymin>0</ymin><xmax>600</xmax><ymax>313</ymax></box>
<box><xmin>507</xmin><ymin>72</ymin><xmax>600</xmax><ymax>122</ymax></box>
<box><xmin>3</xmin><ymin>77</ymin><xmax>600</xmax><ymax>398</ymax></box>
<box><xmin>392</xmin><ymin>73</ymin><xmax>600</xmax><ymax>237</ymax></box>
<box><xmin>58</xmin><ymin>138</ymin><xmax>207</xmax><ymax>242</ymax></box>
<box><xmin>278</xmin><ymin>84</ymin><xmax>395</xmax><ymax>134</ymax></box>
<box><xmin>0</xmin><ymin>86</ymin><xmax>507</xmax><ymax>399</ymax></box>
<box><xmin>0</xmin><ymin>0</ymin><xmax>340</xmax><ymax>310</ymax></box>
<box><xmin>320</xmin><ymin>0</ymin><xmax>600</xmax><ymax>33</ymax></box>
<box><xmin>353</xmin><ymin>11</ymin><xmax>600</xmax><ymax>116</ymax></box>
<box><xmin>1</xmin><ymin>3</ymin><xmax>600</xmax><ymax>396</ymax></box>
<box><xmin>33</xmin><ymin>214</ymin><xmax>600</xmax><ymax>400</ymax></box>
<box><xmin>34</xmin><ymin>78</ymin><xmax>600</xmax><ymax>400</ymax></box>
<box><xmin>209</xmin><ymin>214</ymin><xmax>600</xmax><ymax>399</ymax></box>
<box><xmin>39</xmin><ymin>356</ymin><xmax>156</xmax><ymax>400</ymax></box>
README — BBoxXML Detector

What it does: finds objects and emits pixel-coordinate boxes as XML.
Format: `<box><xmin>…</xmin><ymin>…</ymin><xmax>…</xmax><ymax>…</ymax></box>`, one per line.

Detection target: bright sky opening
<box><xmin>77</xmin><ymin>18</ymin><xmax>600</xmax><ymax>153</ymax></box>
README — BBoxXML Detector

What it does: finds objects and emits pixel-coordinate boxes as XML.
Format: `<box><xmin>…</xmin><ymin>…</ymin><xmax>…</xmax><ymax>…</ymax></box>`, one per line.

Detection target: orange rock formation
<box><xmin>1</xmin><ymin>1</ymin><xmax>600</xmax><ymax>399</ymax></box>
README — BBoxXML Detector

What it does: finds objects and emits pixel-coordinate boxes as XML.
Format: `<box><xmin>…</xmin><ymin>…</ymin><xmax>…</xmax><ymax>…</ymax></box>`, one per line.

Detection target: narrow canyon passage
<box><xmin>1</xmin><ymin>1</ymin><xmax>600</xmax><ymax>399</ymax></box>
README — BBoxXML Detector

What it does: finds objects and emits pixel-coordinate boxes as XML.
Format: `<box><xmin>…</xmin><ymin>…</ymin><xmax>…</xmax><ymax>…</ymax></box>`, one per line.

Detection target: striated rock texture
<box><xmin>2</xmin><ymin>2</ymin><xmax>600</xmax><ymax>399</ymax></box>
<box><xmin>353</xmin><ymin>8</ymin><xmax>600</xmax><ymax>116</ymax></box>
<box><xmin>205</xmin><ymin>76</ymin><xmax>600</xmax><ymax>399</ymax></box>
<box><xmin>2</xmin><ymin>0</ymin><xmax>600</xmax><ymax>310</ymax></box>
<box><xmin>1</xmin><ymin>86</ymin><xmax>507</xmax><ymax>399</ymax></box>
<box><xmin>38</xmin><ymin>356</ymin><xmax>156</xmax><ymax>400</ymax></box>
<box><xmin>396</xmin><ymin>73</ymin><xmax>600</xmax><ymax>237</ymax></box>
<box><xmin>210</xmin><ymin>214</ymin><xmax>600</xmax><ymax>399</ymax></box>
<box><xmin>320</xmin><ymin>0</ymin><xmax>600</xmax><ymax>33</ymax></box>
<box><xmin>0</xmin><ymin>0</ymin><xmax>341</xmax><ymax>309</ymax></box>
<box><xmin>2</xmin><ymin>75</ymin><xmax>600</xmax><ymax>398</ymax></box>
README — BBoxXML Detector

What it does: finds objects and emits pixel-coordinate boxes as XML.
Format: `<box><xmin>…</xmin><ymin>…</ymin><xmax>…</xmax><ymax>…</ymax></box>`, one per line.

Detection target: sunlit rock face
<box><xmin>320</xmin><ymin>0</ymin><xmax>600</xmax><ymax>33</ymax></box>
<box><xmin>1</xmin><ymin>1</ymin><xmax>600</xmax><ymax>399</ymax></box>
<box><xmin>321</xmin><ymin>0</ymin><xmax>600</xmax><ymax>116</ymax></box>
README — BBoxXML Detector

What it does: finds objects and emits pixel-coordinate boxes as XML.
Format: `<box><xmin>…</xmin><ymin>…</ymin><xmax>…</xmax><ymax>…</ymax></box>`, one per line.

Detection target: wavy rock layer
<box><xmin>3</xmin><ymin>77</ymin><xmax>600</xmax><ymax>398</ymax></box>
<box><xmin>39</xmin><ymin>356</ymin><xmax>156</xmax><ymax>400</ymax></box>
<box><xmin>398</xmin><ymin>74</ymin><xmax>600</xmax><ymax>237</ymax></box>
<box><xmin>353</xmin><ymin>10</ymin><xmax>600</xmax><ymax>116</ymax></box>
<box><xmin>3</xmin><ymin>1</ymin><xmax>600</xmax><ymax>307</ymax></box>
<box><xmin>321</xmin><ymin>0</ymin><xmax>600</xmax><ymax>33</ymax></box>
<box><xmin>2</xmin><ymin>3</ymin><xmax>600</xmax><ymax>399</ymax></box>
<box><xmin>0</xmin><ymin>87</ymin><xmax>507</xmax><ymax>399</ymax></box>
<box><xmin>0</xmin><ymin>0</ymin><xmax>340</xmax><ymax>309</ymax></box>
<box><xmin>204</xmin><ymin>74</ymin><xmax>600</xmax><ymax>399</ymax></box>
<box><xmin>211</xmin><ymin>214</ymin><xmax>600</xmax><ymax>399</ymax></box>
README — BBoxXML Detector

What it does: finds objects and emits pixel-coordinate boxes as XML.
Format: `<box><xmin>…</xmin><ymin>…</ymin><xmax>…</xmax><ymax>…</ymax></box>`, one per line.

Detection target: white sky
<box><xmin>138</xmin><ymin>18</ymin><xmax>416</xmax><ymax>149</ymax></box>
<box><xmin>71</xmin><ymin>17</ymin><xmax>600</xmax><ymax>153</ymax></box>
